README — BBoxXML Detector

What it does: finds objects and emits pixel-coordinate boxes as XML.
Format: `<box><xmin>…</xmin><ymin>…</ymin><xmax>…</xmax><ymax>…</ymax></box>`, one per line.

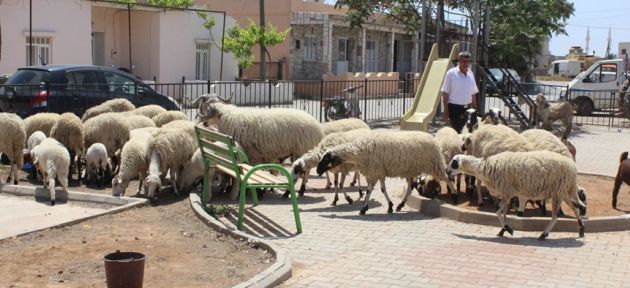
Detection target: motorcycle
<box><xmin>321</xmin><ymin>85</ymin><xmax>362</xmax><ymax>122</ymax></box>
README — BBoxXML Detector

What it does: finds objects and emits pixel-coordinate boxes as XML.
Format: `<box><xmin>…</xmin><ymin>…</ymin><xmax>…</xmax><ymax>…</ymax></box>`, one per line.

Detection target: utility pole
<box><xmin>259</xmin><ymin>0</ymin><xmax>266</xmax><ymax>80</ymax></box>
<box><xmin>436</xmin><ymin>0</ymin><xmax>444</xmax><ymax>57</ymax></box>
<box><xmin>419</xmin><ymin>0</ymin><xmax>427</xmax><ymax>72</ymax></box>
<box><xmin>29</xmin><ymin>0</ymin><xmax>32</xmax><ymax>66</ymax></box>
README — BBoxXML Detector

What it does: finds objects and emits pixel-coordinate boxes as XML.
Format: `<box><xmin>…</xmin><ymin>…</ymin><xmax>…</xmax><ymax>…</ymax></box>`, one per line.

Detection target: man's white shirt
<box><xmin>440</xmin><ymin>66</ymin><xmax>479</xmax><ymax>105</ymax></box>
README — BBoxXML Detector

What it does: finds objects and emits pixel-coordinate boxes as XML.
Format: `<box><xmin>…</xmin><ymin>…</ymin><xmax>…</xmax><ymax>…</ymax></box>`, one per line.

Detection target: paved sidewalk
<box><xmin>220</xmin><ymin>175</ymin><xmax>630</xmax><ymax>288</ymax></box>
<box><xmin>0</xmin><ymin>194</ymin><xmax>109</xmax><ymax>240</ymax></box>
<box><xmin>569</xmin><ymin>125</ymin><xmax>630</xmax><ymax>177</ymax></box>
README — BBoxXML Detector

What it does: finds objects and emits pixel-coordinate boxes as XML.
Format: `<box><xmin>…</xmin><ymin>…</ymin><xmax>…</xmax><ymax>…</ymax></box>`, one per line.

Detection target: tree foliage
<box><xmin>222</xmin><ymin>20</ymin><xmax>290</xmax><ymax>69</ymax></box>
<box><xmin>335</xmin><ymin>0</ymin><xmax>574</xmax><ymax>75</ymax></box>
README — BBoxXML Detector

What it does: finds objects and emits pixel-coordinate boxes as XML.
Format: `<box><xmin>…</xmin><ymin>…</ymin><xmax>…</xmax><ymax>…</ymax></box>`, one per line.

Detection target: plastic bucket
<box><xmin>103</xmin><ymin>251</ymin><xmax>146</xmax><ymax>288</ymax></box>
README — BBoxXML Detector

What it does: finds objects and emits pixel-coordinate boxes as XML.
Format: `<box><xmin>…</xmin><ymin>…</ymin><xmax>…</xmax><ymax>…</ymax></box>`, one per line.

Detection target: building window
<box><xmin>195</xmin><ymin>42</ymin><xmax>211</xmax><ymax>80</ymax></box>
<box><xmin>304</xmin><ymin>35</ymin><xmax>317</xmax><ymax>61</ymax></box>
<box><xmin>25</xmin><ymin>37</ymin><xmax>51</xmax><ymax>66</ymax></box>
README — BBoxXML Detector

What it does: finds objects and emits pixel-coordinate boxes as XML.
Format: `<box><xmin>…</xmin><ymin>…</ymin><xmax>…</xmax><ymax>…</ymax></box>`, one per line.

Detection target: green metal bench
<box><xmin>194</xmin><ymin>126</ymin><xmax>302</xmax><ymax>234</ymax></box>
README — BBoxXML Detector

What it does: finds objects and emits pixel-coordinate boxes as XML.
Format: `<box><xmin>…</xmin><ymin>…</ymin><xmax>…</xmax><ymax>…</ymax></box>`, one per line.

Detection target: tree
<box><xmin>334</xmin><ymin>0</ymin><xmax>574</xmax><ymax>76</ymax></box>
<box><xmin>221</xmin><ymin>20</ymin><xmax>289</xmax><ymax>75</ymax></box>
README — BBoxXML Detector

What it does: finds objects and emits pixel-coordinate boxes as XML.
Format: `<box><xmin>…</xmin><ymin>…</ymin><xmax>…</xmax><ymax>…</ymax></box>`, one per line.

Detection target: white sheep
<box><xmin>24</xmin><ymin>112</ymin><xmax>60</xmax><ymax>139</ymax></box>
<box><xmin>83</xmin><ymin>112</ymin><xmax>130</xmax><ymax>172</ymax></box>
<box><xmin>50</xmin><ymin>113</ymin><xmax>85</xmax><ymax>181</ymax></box>
<box><xmin>178</xmin><ymin>147</ymin><xmax>240</xmax><ymax>201</ymax></box>
<box><xmin>125</xmin><ymin>114</ymin><xmax>156</xmax><ymax>130</ymax></box>
<box><xmin>30</xmin><ymin>138</ymin><xmax>70</xmax><ymax>205</ymax></box>
<box><xmin>144</xmin><ymin>126</ymin><xmax>198</xmax><ymax>198</ymax></box>
<box><xmin>433</xmin><ymin>126</ymin><xmax>463</xmax><ymax>200</ymax></box>
<box><xmin>462</xmin><ymin>124</ymin><xmax>534</xmax><ymax>205</ymax></box>
<box><xmin>161</xmin><ymin>119</ymin><xmax>196</xmax><ymax>138</ymax></box>
<box><xmin>291</xmin><ymin>129</ymin><xmax>369</xmax><ymax>205</ymax></box>
<box><xmin>196</xmin><ymin>94</ymin><xmax>324</xmax><ymax>165</ymax></box>
<box><xmin>81</xmin><ymin>98</ymin><xmax>135</xmax><ymax>122</ymax></box>
<box><xmin>0</xmin><ymin>113</ymin><xmax>26</xmax><ymax>184</ymax></box>
<box><xmin>112</xmin><ymin>130</ymin><xmax>154</xmax><ymax>196</ymax></box>
<box><xmin>151</xmin><ymin>111</ymin><xmax>188</xmax><ymax>127</ymax></box>
<box><xmin>85</xmin><ymin>143</ymin><xmax>110</xmax><ymax>187</ymax></box>
<box><xmin>446</xmin><ymin>151</ymin><xmax>586</xmax><ymax>240</ymax></box>
<box><xmin>520</xmin><ymin>129</ymin><xmax>587</xmax><ymax>217</ymax></box>
<box><xmin>535</xmin><ymin>93</ymin><xmax>573</xmax><ymax>138</ymax></box>
<box><xmin>130</xmin><ymin>127</ymin><xmax>160</xmax><ymax>138</ymax></box>
<box><xmin>129</xmin><ymin>104</ymin><xmax>167</xmax><ymax>119</ymax></box>
<box><xmin>316</xmin><ymin>130</ymin><xmax>455</xmax><ymax>215</ymax></box>
<box><xmin>321</xmin><ymin>118</ymin><xmax>370</xmax><ymax>135</ymax></box>
<box><xmin>27</xmin><ymin>131</ymin><xmax>46</xmax><ymax>151</ymax></box>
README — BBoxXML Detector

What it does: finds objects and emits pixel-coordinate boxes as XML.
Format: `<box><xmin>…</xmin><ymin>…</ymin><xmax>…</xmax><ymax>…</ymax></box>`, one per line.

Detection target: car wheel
<box><xmin>574</xmin><ymin>98</ymin><xmax>594</xmax><ymax>116</ymax></box>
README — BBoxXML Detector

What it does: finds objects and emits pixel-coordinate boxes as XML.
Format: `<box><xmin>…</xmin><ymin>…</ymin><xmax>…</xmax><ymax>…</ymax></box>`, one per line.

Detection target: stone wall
<box><xmin>290</xmin><ymin>24</ymin><xmax>325</xmax><ymax>80</ymax></box>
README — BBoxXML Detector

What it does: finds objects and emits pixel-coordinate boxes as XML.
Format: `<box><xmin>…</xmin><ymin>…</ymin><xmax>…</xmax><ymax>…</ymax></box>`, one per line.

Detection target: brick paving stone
<box><xmin>225</xmin><ymin>126</ymin><xmax>630</xmax><ymax>287</ymax></box>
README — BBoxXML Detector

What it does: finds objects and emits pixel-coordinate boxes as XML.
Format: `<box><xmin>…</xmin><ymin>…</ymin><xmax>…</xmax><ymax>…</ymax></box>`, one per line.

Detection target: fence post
<box><xmin>319</xmin><ymin>79</ymin><xmax>324</xmax><ymax>122</ymax></box>
<box><xmin>402</xmin><ymin>79</ymin><xmax>407</xmax><ymax>114</ymax></box>
<box><xmin>268</xmin><ymin>81</ymin><xmax>272</xmax><ymax>108</ymax></box>
<box><xmin>363</xmin><ymin>78</ymin><xmax>368</xmax><ymax>121</ymax></box>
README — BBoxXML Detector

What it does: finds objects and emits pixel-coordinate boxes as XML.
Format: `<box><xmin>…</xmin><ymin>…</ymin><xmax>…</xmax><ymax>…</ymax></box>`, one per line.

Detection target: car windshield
<box><xmin>5</xmin><ymin>69</ymin><xmax>50</xmax><ymax>85</ymax></box>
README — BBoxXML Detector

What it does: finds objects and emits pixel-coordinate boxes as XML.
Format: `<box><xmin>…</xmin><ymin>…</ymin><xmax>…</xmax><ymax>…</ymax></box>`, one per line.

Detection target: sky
<box><xmin>549</xmin><ymin>0</ymin><xmax>630</xmax><ymax>57</ymax></box>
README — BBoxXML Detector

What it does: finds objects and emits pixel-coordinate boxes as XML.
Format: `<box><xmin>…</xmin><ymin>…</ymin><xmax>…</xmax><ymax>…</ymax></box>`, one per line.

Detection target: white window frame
<box><xmin>25</xmin><ymin>36</ymin><xmax>52</xmax><ymax>66</ymax></box>
<box><xmin>195</xmin><ymin>41</ymin><xmax>211</xmax><ymax>80</ymax></box>
<box><xmin>303</xmin><ymin>35</ymin><xmax>317</xmax><ymax>62</ymax></box>
<box><xmin>337</xmin><ymin>38</ymin><xmax>349</xmax><ymax>61</ymax></box>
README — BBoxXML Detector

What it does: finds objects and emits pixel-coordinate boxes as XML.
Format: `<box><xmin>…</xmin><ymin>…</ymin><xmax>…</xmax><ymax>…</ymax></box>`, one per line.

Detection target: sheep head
<box><xmin>144</xmin><ymin>174</ymin><xmax>162</xmax><ymax>198</ymax></box>
<box><xmin>291</xmin><ymin>157</ymin><xmax>307</xmax><ymax>179</ymax></box>
<box><xmin>195</xmin><ymin>92</ymin><xmax>234</xmax><ymax>123</ymax></box>
<box><xmin>482</xmin><ymin>108</ymin><xmax>501</xmax><ymax>125</ymax></box>
<box><xmin>535</xmin><ymin>93</ymin><xmax>546</xmax><ymax>105</ymax></box>
<box><xmin>446</xmin><ymin>154</ymin><xmax>479</xmax><ymax>178</ymax></box>
<box><xmin>460</xmin><ymin>133</ymin><xmax>472</xmax><ymax>152</ymax></box>
<box><xmin>111</xmin><ymin>175</ymin><xmax>126</xmax><ymax>196</ymax></box>
<box><xmin>465</xmin><ymin>108</ymin><xmax>479</xmax><ymax>133</ymax></box>
<box><xmin>316</xmin><ymin>151</ymin><xmax>343</xmax><ymax>176</ymax></box>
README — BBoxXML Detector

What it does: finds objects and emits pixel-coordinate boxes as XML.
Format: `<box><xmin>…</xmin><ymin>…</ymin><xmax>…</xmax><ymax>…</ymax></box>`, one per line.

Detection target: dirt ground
<box><xmin>436</xmin><ymin>173</ymin><xmax>629</xmax><ymax>217</ymax></box>
<box><xmin>0</xmin><ymin>167</ymin><xmax>273</xmax><ymax>288</ymax></box>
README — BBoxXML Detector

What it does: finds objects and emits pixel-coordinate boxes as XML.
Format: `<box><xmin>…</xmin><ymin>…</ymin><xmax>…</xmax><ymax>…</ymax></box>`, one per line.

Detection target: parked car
<box><xmin>0</xmin><ymin>65</ymin><xmax>179</xmax><ymax>118</ymax></box>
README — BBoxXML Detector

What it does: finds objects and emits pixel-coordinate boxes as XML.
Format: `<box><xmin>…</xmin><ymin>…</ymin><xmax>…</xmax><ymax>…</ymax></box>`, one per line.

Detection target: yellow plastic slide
<box><xmin>400</xmin><ymin>43</ymin><xmax>459</xmax><ymax>131</ymax></box>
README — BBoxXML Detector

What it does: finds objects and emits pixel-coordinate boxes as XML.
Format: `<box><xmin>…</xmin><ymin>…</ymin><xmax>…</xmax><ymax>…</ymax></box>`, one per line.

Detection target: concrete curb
<box><xmin>0</xmin><ymin>184</ymin><xmax>148</xmax><ymax>239</ymax></box>
<box><xmin>189</xmin><ymin>194</ymin><xmax>292</xmax><ymax>288</ymax></box>
<box><xmin>404</xmin><ymin>193</ymin><xmax>630</xmax><ymax>233</ymax></box>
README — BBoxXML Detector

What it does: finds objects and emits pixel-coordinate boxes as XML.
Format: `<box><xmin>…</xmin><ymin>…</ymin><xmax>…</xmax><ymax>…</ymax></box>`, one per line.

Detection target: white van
<box><xmin>549</xmin><ymin>59</ymin><xmax>581</xmax><ymax>77</ymax></box>
<box><xmin>560</xmin><ymin>59</ymin><xmax>629</xmax><ymax>115</ymax></box>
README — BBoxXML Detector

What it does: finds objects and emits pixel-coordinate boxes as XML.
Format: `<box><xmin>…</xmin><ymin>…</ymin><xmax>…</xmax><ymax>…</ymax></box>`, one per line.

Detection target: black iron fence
<box><xmin>0</xmin><ymin>79</ymin><xmax>626</xmax><ymax>129</ymax></box>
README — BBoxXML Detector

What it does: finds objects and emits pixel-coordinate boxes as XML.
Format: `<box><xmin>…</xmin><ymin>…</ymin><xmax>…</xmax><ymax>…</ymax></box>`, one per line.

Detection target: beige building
<box><xmin>0</xmin><ymin>0</ymin><xmax>238</xmax><ymax>82</ymax></box>
<box><xmin>620</xmin><ymin>42</ymin><xmax>630</xmax><ymax>61</ymax></box>
<box><xmin>201</xmin><ymin>0</ymin><xmax>421</xmax><ymax>80</ymax></box>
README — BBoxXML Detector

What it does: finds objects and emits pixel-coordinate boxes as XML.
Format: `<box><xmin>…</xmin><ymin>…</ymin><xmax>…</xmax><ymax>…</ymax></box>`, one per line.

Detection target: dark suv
<box><xmin>0</xmin><ymin>65</ymin><xmax>179</xmax><ymax>118</ymax></box>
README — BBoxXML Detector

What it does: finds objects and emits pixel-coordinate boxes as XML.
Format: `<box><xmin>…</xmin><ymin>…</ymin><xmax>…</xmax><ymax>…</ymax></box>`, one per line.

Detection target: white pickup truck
<box><xmin>560</xmin><ymin>59</ymin><xmax>629</xmax><ymax>115</ymax></box>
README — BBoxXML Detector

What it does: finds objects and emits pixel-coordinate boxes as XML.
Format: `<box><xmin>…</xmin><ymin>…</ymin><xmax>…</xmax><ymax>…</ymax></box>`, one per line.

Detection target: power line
<box><xmin>566</xmin><ymin>24</ymin><xmax>630</xmax><ymax>31</ymax></box>
<box><xmin>577</xmin><ymin>7</ymin><xmax>630</xmax><ymax>14</ymax></box>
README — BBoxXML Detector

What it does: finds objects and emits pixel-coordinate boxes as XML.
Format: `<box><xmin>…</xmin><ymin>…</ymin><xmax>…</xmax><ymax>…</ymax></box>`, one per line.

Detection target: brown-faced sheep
<box><xmin>535</xmin><ymin>93</ymin><xmax>573</xmax><ymax>138</ymax></box>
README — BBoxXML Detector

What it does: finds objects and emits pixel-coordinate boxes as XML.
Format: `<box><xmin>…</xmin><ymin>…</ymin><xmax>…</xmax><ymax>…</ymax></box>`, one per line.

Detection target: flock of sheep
<box><xmin>0</xmin><ymin>92</ymin><xmax>603</xmax><ymax>241</ymax></box>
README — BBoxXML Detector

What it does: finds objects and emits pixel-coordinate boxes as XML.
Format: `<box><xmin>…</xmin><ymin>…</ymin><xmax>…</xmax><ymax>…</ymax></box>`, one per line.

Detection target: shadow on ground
<box><xmin>452</xmin><ymin>233</ymin><xmax>585</xmax><ymax>248</ymax></box>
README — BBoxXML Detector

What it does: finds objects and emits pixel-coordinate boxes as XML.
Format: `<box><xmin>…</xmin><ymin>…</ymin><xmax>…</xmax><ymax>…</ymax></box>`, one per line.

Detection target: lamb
<box><xmin>50</xmin><ymin>113</ymin><xmax>85</xmax><ymax>181</ymax></box>
<box><xmin>0</xmin><ymin>113</ymin><xmax>26</xmax><ymax>184</ymax></box>
<box><xmin>612</xmin><ymin>152</ymin><xmax>630</xmax><ymax>209</ymax></box>
<box><xmin>151</xmin><ymin>111</ymin><xmax>188</xmax><ymax>127</ymax></box>
<box><xmin>129</xmin><ymin>105</ymin><xmax>167</xmax><ymax>119</ymax></box>
<box><xmin>446</xmin><ymin>151</ymin><xmax>586</xmax><ymax>240</ymax></box>
<box><xmin>112</xmin><ymin>130</ymin><xmax>154</xmax><ymax>196</ymax></box>
<box><xmin>124</xmin><ymin>114</ymin><xmax>156</xmax><ymax>130</ymax></box>
<box><xmin>27</xmin><ymin>131</ymin><xmax>46</xmax><ymax>151</ymax></box>
<box><xmin>535</xmin><ymin>93</ymin><xmax>573</xmax><ymax>138</ymax></box>
<box><xmin>81</xmin><ymin>98</ymin><xmax>135</xmax><ymax>122</ymax></box>
<box><xmin>85</xmin><ymin>143</ymin><xmax>110</xmax><ymax>187</ymax></box>
<box><xmin>24</xmin><ymin>112</ymin><xmax>60</xmax><ymax>139</ymax></box>
<box><xmin>316</xmin><ymin>130</ymin><xmax>456</xmax><ymax>215</ymax></box>
<box><xmin>431</xmin><ymin>126</ymin><xmax>464</xmax><ymax>200</ymax></box>
<box><xmin>461</xmin><ymin>124</ymin><xmax>534</xmax><ymax>205</ymax></box>
<box><xmin>178</xmin><ymin>145</ymin><xmax>241</xmax><ymax>200</ymax></box>
<box><xmin>83</xmin><ymin>113</ymin><xmax>130</xmax><ymax>172</ymax></box>
<box><xmin>30</xmin><ymin>138</ymin><xmax>70</xmax><ymax>205</ymax></box>
<box><xmin>321</xmin><ymin>118</ymin><xmax>370</xmax><ymax>135</ymax></box>
<box><xmin>143</xmin><ymin>127</ymin><xmax>198</xmax><ymax>198</ymax></box>
<box><xmin>196</xmin><ymin>94</ymin><xmax>324</xmax><ymax>165</ymax></box>
<box><xmin>291</xmin><ymin>129</ymin><xmax>369</xmax><ymax>205</ymax></box>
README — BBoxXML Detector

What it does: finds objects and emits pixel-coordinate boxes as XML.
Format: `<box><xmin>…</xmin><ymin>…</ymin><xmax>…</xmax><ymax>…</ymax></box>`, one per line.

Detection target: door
<box><xmin>581</xmin><ymin>63</ymin><xmax>619</xmax><ymax>109</ymax></box>
<box><xmin>336</xmin><ymin>38</ymin><xmax>349</xmax><ymax>75</ymax></box>
<box><xmin>62</xmin><ymin>69</ymin><xmax>110</xmax><ymax>115</ymax></box>
<box><xmin>396</xmin><ymin>41</ymin><xmax>413</xmax><ymax>77</ymax></box>
<box><xmin>92</xmin><ymin>32</ymin><xmax>105</xmax><ymax>66</ymax></box>
<box><xmin>365</xmin><ymin>40</ymin><xmax>379</xmax><ymax>72</ymax></box>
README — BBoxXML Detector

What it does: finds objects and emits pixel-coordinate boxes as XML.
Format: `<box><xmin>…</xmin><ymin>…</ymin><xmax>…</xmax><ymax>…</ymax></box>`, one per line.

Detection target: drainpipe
<box><xmin>127</xmin><ymin>3</ymin><xmax>133</xmax><ymax>74</ymax></box>
<box><xmin>29</xmin><ymin>0</ymin><xmax>33</xmax><ymax>66</ymax></box>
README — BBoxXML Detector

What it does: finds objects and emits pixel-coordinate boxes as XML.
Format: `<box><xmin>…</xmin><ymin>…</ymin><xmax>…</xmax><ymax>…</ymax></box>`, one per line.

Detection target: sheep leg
<box><xmin>476</xmin><ymin>178</ymin><xmax>484</xmax><ymax>206</ymax></box>
<box><xmin>516</xmin><ymin>197</ymin><xmax>525</xmax><ymax>217</ymax></box>
<box><xmin>446</xmin><ymin>179</ymin><xmax>458</xmax><ymax>204</ymax></box>
<box><xmin>137</xmin><ymin>171</ymin><xmax>146</xmax><ymax>196</ymax></box>
<box><xmin>456</xmin><ymin>174</ymin><xmax>461</xmax><ymax>194</ymax></box>
<box><xmin>298</xmin><ymin>173</ymin><xmax>307</xmax><ymax>196</ymax></box>
<box><xmin>171</xmin><ymin>170</ymin><xmax>180</xmax><ymax>196</ymax></box>
<box><xmin>355</xmin><ymin>173</ymin><xmax>364</xmax><ymax>200</ymax></box>
<box><xmin>396</xmin><ymin>178</ymin><xmax>414</xmax><ymax>212</ymax></box>
<box><xmin>563</xmin><ymin>195</ymin><xmax>585</xmax><ymax>238</ymax></box>
<box><xmin>536</xmin><ymin>200</ymin><xmax>547</xmax><ymax>216</ymax></box>
<box><xmin>325</xmin><ymin>172</ymin><xmax>332</xmax><ymax>190</ymax></box>
<box><xmin>48</xmin><ymin>172</ymin><xmax>56</xmax><ymax>206</ymax></box>
<box><xmin>339</xmin><ymin>172</ymin><xmax>353</xmax><ymax>204</ymax></box>
<box><xmin>465</xmin><ymin>175</ymin><xmax>475</xmax><ymax>197</ymax></box>
<box><xmin>496</xmin><ymin>200</ymin><xmax>514</xmax><ymax>237</ymax></box>
<box><xmin>379</xmin><ymin>179</ymin><xmax>394</xmax><ymax>214</ymax></box>
<box><xmin>331</xmin><ymin>173</ymin><xmax>340</xmax><ymax>206</ymax></box>
<box><xmin>539</xmin><ymin>198</ymin><xmax>560</xmax><ymax>240</ymax></box>
<box><xmin>350</xmin><ymin>171</ymin><xmax>359</xmax><ymax>187</ymax></box>
<box><xmin>612</xmin><ymin>176</ymin><xmax>623</xmax><ymax>209</ymax></box>
<box><xmin>359</xmin><ymin>180</ymin><xmax>377</xmax><ymax>215</ymax></box>
<box><xmin>5</xmin><ymin>162</ymin><xmax>13</xmax><ymax>184</ymax></box>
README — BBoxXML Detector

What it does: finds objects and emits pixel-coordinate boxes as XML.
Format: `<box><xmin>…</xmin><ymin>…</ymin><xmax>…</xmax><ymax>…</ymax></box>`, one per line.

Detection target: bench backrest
<box><xmin>194</xmin><ymin>126</ymin><xmax>247</xmax><ymax>179</ymax></box>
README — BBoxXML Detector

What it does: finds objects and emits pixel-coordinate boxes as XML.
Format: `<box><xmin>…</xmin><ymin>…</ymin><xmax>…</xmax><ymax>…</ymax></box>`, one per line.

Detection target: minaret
<box><xmin>605</xmin><ymin>27</ymin><xmax>611</xmax><ymax>58</ymax></box>
<box><xmin>585</xmin><ymin>26</ymin><xmax>590</xmax><ymax>54</ymax></box>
